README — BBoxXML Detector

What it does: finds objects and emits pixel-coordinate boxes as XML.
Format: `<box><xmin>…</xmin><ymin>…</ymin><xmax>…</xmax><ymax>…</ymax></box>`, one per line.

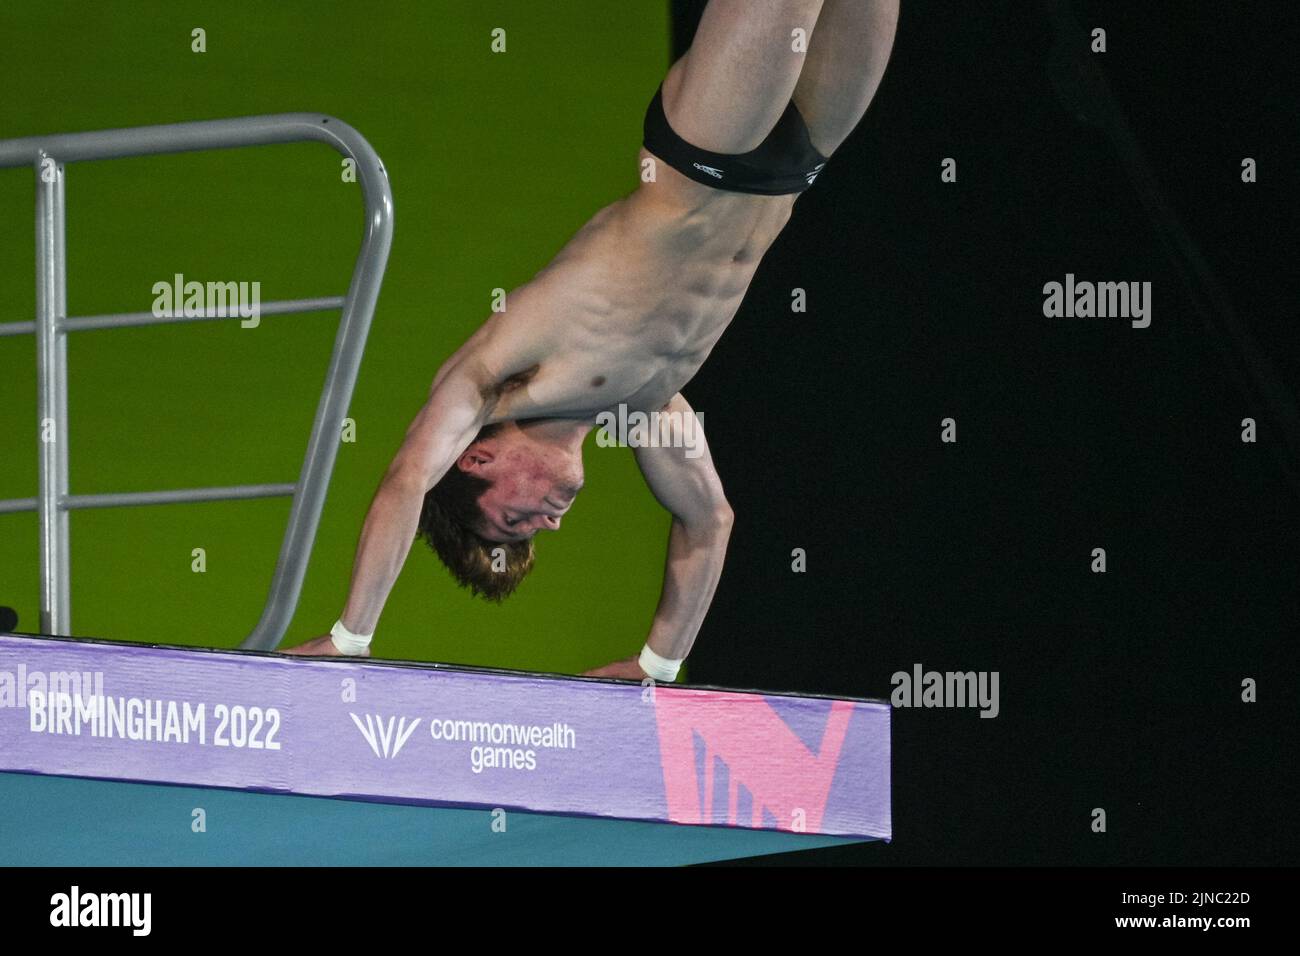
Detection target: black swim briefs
<box><xmin>642</xmin><ymin>83</ymin><xmax>828</xmax><ymax>195</ymax></box>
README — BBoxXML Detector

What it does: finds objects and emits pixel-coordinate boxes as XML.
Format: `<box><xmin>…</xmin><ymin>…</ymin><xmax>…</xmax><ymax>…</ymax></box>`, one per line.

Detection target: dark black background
<box><xmin>673</xmin><ymin>0</ymin><xmax>1299</xmax><ymax>865</ymax></box>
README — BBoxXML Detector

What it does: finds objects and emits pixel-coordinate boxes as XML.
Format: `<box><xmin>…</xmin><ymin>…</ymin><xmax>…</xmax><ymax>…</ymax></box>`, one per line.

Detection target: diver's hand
<box><xmin>582</xmin><ymin>655</ymin><xmax>650</xmax><ymax>681</ymax></box>
<box><xmin>281</xmin><ymin>634</ymin><xmax>370</xmax><ymax>657</ymax></box>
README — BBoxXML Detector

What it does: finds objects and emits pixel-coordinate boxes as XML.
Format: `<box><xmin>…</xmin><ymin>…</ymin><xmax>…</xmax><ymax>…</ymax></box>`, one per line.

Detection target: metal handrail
<box><xmin>0</xmin><ymin>113</ymin><xmax>395</xmax><ymax>650</ymax></box>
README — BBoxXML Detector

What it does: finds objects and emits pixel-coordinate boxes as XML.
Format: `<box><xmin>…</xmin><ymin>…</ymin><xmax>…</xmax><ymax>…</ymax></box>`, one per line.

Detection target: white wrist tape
<box><xmin>638</xmin><ymin>644</ymin><xmax>683</xmax><ymax>682</ymax></box>
<box><xmin>330</xmin><ymin>619</ymin><xmax>373</xmax><ymax>656</ymax></box>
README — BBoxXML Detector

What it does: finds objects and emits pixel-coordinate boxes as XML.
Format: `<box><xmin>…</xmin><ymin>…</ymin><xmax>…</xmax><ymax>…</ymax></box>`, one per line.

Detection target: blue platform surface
<box><xmin>0</xmin><ymin>771</ymin><xmax>863</xmax><ymax>866</ymax></box>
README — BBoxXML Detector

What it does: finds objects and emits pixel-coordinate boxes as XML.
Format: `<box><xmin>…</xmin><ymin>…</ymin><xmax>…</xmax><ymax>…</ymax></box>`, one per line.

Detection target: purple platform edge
<box><xmin>0</xmin><ymin>634</ymin><xmax>891</xmax><ymax>839</ymax></box>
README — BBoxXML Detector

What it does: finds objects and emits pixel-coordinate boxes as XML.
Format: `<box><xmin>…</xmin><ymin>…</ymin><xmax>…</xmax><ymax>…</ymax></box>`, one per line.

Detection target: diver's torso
<box><xmin>485</xmin><ymin>152</ymin><xmax>797</xmax><ymax>422</ymax></box>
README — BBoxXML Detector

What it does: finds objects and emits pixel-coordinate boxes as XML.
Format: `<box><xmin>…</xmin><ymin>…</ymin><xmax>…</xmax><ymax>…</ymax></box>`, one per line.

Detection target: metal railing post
<box><xmin>34</xmin><ymin>153</ymin><xmax>71</xmax><ymax>635</ymax></box>
<box><xmin>238</xmin><ymin>133</ymin><xmax>394</xmax><ymax>650</ymax></box>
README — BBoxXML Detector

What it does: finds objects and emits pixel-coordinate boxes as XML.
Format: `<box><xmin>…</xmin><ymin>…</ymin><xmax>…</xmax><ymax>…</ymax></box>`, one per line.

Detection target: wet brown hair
<box><xmin>416</xmin><ymin>424</ymin><xmax>535</xmax><ymax>601</ymax></box>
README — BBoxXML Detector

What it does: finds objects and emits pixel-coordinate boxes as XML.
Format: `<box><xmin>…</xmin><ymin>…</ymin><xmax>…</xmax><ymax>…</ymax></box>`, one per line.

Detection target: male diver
<box><xmin>288</xmin><ymin>0</ymin><xmax>899</xmax><ymax>680</ymax></box>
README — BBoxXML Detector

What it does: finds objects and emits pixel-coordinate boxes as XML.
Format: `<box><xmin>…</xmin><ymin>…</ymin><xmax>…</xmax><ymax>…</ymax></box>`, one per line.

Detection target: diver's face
<box><xmin>467</xmin><ymin>429</ymin><xmax>584</xmax><ymax>542</ymax></box>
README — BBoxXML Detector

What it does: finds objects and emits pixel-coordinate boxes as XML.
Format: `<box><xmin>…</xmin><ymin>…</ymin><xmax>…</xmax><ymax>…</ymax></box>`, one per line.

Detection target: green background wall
<box><xmin>0</xmin><ymin>0</ymin><xmax>674</xmax><ymax>671</ymax></box>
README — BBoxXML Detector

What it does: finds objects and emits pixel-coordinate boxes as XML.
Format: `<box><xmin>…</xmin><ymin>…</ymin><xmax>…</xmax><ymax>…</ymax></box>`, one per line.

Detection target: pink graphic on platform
<box><xmin>656</xmin><ymin>690</ymin><xmax>856</xmax><ymax>832</ymax></box>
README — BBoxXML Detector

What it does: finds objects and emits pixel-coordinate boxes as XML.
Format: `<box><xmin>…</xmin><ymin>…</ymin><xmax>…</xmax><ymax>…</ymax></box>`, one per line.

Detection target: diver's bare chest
<box><xmin>488</xmin><ymin>352</ymin><xmax>700</xmax><ymax>422</ymax></box>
